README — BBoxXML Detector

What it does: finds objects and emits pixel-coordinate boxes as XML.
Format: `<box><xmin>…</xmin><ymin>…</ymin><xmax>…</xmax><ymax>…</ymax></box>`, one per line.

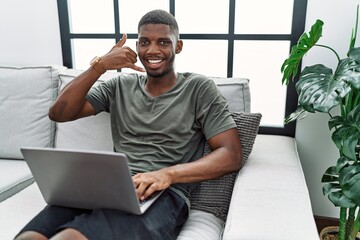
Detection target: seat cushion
<box><xmin>0</xmin><ymin>159</ymin><xmax>34</xmax><ymax>202</ymax></box>
<box><xmin>0</xmin><ymin>183</ymin><xmax>46</xmax><ymax>239</ymax></box>
<box><xmin>222</xmin><ymin>135</ymin><xmax>319</xmax><ymax>239</ymax></box>
<box><xmin>190</xmin><ymin>112</ymin><xmax>262</xmax><ymax>221</ymax></box>
<box><xmin>177</xmin><ymin>210</ymin><xmax>224</xmax><ymax>240</ymax></box>
<box><xmin>0</xmin><ymin>65</ymin><xmax>63</xmax><ymax>159</ymax></box>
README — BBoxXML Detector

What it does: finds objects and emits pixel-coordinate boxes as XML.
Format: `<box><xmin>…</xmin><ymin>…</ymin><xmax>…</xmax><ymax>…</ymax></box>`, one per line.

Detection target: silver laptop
<box><xmin>20</xmin><ymin>147</ymin><xmax>163</xmax><ymax>215</ymax></box>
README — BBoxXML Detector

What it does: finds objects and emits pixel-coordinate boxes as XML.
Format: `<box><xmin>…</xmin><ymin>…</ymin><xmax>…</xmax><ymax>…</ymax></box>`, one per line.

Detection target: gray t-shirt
<box><xmin>86</xmin><ymin>72</ymin><xmax>235</xmax><ymax>200</ymax></box>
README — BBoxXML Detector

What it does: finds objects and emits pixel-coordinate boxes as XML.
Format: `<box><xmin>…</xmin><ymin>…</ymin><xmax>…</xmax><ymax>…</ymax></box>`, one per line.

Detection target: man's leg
<box><xmin>14</xmin><ymin>205</ymin><xmax>91</xmax><ymax>240</ymax></box>
<box><xmin>16</xmin><ymin>229</ymin><xmax>88</xmax><ymax>240</ymax></box>
<box><xmin>59</xmin><ymin>189</ymin><xmax>188</xmax><ymax>240</ymax></box>
<box><xmin>51</xmin><ymin>228</ymin><xmax>88</xmax><ymax>240</ymax></box>
<box><xmin>14</xmin><ymin>231</ymin><xmax>48</xmax><ymax>240</ymax></box>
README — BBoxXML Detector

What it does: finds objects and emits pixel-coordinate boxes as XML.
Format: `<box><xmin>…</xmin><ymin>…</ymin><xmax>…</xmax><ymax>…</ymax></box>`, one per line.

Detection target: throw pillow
<box><xmin>0</xmin><ymin>65</ymin><xmax>63</xmax><ymax>159</ymax></box>
<box><xmin>190</xmin><ymin>112</ymin><xmax>262</xmax><ymax>221</ymax></box>
<box><xmin>211</xmin><ymin>77</ymin><xmax>251</xmax><ymax>113</ymax></box>
<box><xmin>55</xmin><ymin>69</ymin><xmax>116</xmax><ymax>151</ymax></box>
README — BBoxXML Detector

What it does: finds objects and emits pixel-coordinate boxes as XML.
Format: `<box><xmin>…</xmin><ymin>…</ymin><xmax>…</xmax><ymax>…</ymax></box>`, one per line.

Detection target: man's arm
<box><xmin>133</xmin><ymin>128</ymin><xmax>242</xmax><ymax>200</ymax></box>
<box><xmin>49</xmin><ymin>34</ymin><xmax>144</xmax><ymax>122</ymax></box>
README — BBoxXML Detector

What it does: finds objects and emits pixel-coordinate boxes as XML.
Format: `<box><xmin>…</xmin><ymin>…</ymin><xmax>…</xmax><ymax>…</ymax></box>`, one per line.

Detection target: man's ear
<box><xmin>175</xmin><ymin>40</ymin><xmax>183</xmax><ymax>54</ymax></box>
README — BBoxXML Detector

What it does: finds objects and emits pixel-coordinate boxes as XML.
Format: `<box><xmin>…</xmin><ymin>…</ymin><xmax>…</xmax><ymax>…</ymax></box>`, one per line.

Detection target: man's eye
<box><xmin>139</xmin><ymin>41</ymin><xmax>149</xmax><ymax>46</ymax></box>
<box><xmin>160</xmin><ymin>41</ymin><xmax>170</xmax><ymax>45</ymax></box>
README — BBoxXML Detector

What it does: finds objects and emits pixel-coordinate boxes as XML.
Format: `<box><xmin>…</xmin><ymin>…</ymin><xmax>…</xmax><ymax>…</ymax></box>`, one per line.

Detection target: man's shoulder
<box><xmin>180</xmin><ymin>72</ymin><xmax>211</xmax><ymax>82</ymax></box>
<box><xmin>179</xmin><ymin>72</ymin><xmax>216</xmax><ymax>89</ymax></box>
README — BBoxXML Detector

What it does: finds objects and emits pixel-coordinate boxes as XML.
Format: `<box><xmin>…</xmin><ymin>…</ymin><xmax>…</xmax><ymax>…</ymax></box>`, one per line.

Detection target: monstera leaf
<box><xmin>284</xmin><ymin>106</ymin><xmax>309</xmax><ymax>124</ymax></box>
<box><xmin>336</xmin><ymin>155</ymin><xmax>355</xmax><ymax>173</ymax></box>
<box><xmin>295</xmin><ymin>63</ymin><xmax>353</xmax><ymax>113</ymax></box>
<box><xmin>329</xmin><ymin>105</ymin><xmax>360</xmax><ymax>160</ymax></box>
<box><xmin>345</xmin><ymin>47</ymin><xmax>360</xmax><ymax>89</ymax></box>
<box><xmin>281</xmin><ymin>20</ymin><xmax>324</xmax><ymax>85</ymax></box>
<box><xmin>339</xmin><ymin>163</ymin><xmax>360</xmax><ymax>206</ymax></box>
<box><xmin>322</xmin><ymin>166</ymin><xmax>357</xmax><ymax>208</ymax></box>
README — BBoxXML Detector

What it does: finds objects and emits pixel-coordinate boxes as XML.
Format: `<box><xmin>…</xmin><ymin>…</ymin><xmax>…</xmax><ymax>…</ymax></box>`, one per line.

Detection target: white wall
<box><xmin>0</xmin><ymin>0</ymin><xmax>358</xmax><ymax>219</ymax></box>
<box><xmin>0</xmin><ymin>0</ymin><xmax>62</xmax><ymax>65</ymax></box>
<box><xmin>297</xmin><ymin>0</ymin><xmax>360</xmax><ymax>218</ymax></box>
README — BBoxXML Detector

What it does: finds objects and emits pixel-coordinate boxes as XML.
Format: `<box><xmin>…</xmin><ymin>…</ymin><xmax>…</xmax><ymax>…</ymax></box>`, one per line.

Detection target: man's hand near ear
<box><xmin>97</xmin><ymin>33</ymin><xmax>145</xmax><ymax>73</ymax></box>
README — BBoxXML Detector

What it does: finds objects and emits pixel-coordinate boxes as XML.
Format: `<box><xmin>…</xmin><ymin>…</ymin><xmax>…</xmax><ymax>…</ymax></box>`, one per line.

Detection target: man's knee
<box><xmin>14</xmin><ymin>231</ymin><xmax>48</xmax><ymax>240</ymax></box>
<box><xmin>51</xmin><ymin>228</ymin><xmax>88</xmax><ymax>240</ymax></box>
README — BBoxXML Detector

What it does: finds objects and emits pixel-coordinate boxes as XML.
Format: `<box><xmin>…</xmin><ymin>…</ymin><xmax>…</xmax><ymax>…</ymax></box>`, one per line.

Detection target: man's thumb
<box><xmin>115</xmin><ymin>33</ymin><xmax>127</xmax><ymax>47</ymax></box>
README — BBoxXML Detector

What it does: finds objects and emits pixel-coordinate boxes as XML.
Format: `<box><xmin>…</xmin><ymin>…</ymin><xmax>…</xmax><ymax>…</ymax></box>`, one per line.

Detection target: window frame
<box><xmin>57</xmin><ymin>0</ymin><xmax>308</xmax><ymax>137</ymax></box>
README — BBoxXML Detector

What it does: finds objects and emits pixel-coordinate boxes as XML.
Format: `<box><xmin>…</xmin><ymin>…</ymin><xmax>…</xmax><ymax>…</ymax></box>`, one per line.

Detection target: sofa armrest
<box><xmin>222</xmin><ymin>135</ymin><xmax>319</xmax><ymax>240</ymax></box>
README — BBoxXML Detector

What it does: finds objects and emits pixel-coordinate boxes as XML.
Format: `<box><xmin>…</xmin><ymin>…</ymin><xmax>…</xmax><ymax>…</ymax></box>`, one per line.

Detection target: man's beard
<box><xmin>145</xmin><ymin>55</ymin><xmax>175</xmax><ymax>78</ymax></box>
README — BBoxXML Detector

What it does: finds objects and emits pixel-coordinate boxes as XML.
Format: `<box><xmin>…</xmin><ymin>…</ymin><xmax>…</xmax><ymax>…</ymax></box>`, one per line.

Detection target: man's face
<box><xmin>136</xmin><ymin>24</ymin><xmax>182</xmax><ymax>78</ymax></box>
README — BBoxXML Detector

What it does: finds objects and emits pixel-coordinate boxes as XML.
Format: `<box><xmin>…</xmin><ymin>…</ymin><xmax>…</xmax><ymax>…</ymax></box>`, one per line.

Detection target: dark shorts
<box><xmin>17</xmin><ymin>189</ymin><xmax>188</xmax><ymax>240</ymax></box>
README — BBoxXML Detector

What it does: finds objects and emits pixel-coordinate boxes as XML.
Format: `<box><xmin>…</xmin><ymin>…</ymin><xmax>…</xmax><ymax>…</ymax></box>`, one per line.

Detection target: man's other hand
<box><xmin>132</xmin><ymin>169</ymin><xmax>172</xmax><ymax>201</ymax></box>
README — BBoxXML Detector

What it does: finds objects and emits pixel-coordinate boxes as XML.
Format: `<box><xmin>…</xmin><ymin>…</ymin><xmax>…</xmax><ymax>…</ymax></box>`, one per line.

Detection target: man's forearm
<box><xmin>163</xmin><ymin>146</ymin><xmax>242</xmax><ymax>184</ymax></box>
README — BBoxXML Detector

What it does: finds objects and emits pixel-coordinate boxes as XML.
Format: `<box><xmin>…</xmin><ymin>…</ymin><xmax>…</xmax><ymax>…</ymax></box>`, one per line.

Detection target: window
<box><xmin>57</xmin><ymin>0</ymin><xmax>308</xmax><ymax>137</ymax></box>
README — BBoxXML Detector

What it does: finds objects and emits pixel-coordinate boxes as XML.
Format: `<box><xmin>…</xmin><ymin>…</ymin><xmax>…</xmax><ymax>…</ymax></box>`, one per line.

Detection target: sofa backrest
<box><xmin>0</xmin><ymin>65</ymin><xmax>251</xmax><ymax>158</ymax></box>
<box><xmin>54</xmin><ymin>69</ymin><xmax>251</xmax><ymax>151</ymax></box>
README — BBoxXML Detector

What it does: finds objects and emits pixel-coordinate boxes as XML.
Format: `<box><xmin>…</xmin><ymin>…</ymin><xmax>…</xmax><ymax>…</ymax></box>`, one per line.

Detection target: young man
<box><xmin>16</xmin><ymin>9</ymin><xmax>242</xmax><ymax>240</ymax></box>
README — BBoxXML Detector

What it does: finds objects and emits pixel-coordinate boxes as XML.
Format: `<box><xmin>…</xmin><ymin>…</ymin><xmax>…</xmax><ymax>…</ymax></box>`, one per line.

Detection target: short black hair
<box><xmin>138</xmin><ymin>9</ymin><xmax>179</xmax><ymax>38</ymax></box>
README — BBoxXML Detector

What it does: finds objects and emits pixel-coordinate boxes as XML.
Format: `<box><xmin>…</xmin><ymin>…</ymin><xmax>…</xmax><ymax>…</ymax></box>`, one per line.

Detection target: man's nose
<box><xmin>147</xmin><ymin>43</ymin><xmax>160</xmax><ymax>54</ymax></box>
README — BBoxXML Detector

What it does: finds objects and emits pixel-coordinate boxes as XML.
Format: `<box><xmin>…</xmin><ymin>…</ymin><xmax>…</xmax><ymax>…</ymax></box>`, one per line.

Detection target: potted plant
<box><xmin>281</xmin><ymin>6</ymin><xmax>360</xmax><ymax>240</ymax></box>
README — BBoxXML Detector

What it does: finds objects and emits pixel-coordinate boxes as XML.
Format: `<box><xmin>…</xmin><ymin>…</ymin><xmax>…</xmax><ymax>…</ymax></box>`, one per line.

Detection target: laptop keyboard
<box><xmin>139</xmin><ymin>191</ymin><xmax>162</xmax><ymax>206</ymax></box>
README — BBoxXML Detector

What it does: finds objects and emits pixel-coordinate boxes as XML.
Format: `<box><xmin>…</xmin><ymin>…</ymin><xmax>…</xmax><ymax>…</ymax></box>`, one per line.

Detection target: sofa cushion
<box><xmin>211</xmin><ymin>77</ymin><xmax>250</xmax><ymax>113</ymax></box>
<box><xmin>0</xmin><ymin>65</ymin><xmax>62</xmax><ymax>159</ymax></box>
<box><xmin>0</xmin><ymin>159</ymin><xmax>34</xmax><ymax>202</ymax></box>
<box><xmin>177</xmin><ymin>210</ymin><xmax>224</xmax><ymax>240</ymax></box>
<box><xmin>55</xmin><ymin>69</ymin><xmax>119</xmax><ymax>150</ymax></box>
<box><xmin>0</xmin><ymin>183</ymin><xmax>46</xmax><ymax>239</ymax></box>
<box><xmin>190</xmin><ymin>112</ymin><xmax>262</xmax><ymax>221</ymax></box>
<box><xmin>222</xmin><ymin>135</ymin><xmax>319</xmax><ymax>239</ymax></box>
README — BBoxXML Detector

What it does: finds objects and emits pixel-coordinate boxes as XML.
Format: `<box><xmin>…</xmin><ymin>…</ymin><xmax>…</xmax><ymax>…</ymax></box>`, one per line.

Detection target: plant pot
<box><xmin>320</xmin><ymin>226</ymin><xmax>360</xmax><ymax>240</ymax></box>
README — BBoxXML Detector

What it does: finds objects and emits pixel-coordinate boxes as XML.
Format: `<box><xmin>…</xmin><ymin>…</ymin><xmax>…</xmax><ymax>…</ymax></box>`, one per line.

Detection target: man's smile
<box><xmin>145</xmin><ymin>58</ymin><xmax>165</xmax><ymax>69</ymax></box>
<box><xmin>148</xmin><ymin>59</ymin><xmax>163</xmax><ymax>64</ymax></box>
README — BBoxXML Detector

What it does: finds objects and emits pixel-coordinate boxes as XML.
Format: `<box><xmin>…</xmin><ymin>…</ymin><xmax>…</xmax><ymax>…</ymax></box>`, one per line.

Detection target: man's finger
<box><xmin>142</xmin><ymin>184</ymin><xmax>158</xmax><ymax>200</ymax></box>
<box><xmin>129</xmin><ymin>65</ymin><xmax>145</xmax><ymax>72</ymax></box>
<box><xmin>114</xmin><ymin>33</ymin><xmax>127</xmax><ymax>48</ymax></box>
<box><xmin>122</xmin><ymin>63</ymin><xmax>145</xmax><ymax>72</ymax></box>
<box><xmin>136</xmin><ymin>181</ymin><xmax>151</xmax><ymax>200</ymax></box>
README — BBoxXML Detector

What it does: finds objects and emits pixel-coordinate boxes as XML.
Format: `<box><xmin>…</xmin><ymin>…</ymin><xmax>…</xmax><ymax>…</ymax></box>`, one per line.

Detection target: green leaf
<box><xmin>281</xmin><ymin>20</ymin><xmax>324</xmax><ymax>85</ymax></box>
<box><xmin>338</xmin><ymin>48</ymin><xmax>360</xmax><ymax>89</ymax></box>
<box><xmin>322</xmin><ymin>166</ymin><xmax>339</xmax><ymax>182</ymax></box>
<box><xmin>328</xmin><ymin>190</ymin><xmax>357</xmax><ymax>208</ymax></box>
<box><xmin>339</xmin><ymin>163</ymin><xmax>360</xmax><ymax>206</ymax></box>
<box><xmin>322</xmin><ymin>182</ymin><xmax>340</xmax><ymax>195</ymax></box>
<box><xmin>284</xmin><ymin>106</ymin><xmax>309</xmax><ymax>124</ymax></box>
<box><xmin>329</xmin><ymin>105</ymin><xmax>360</xmax><ymax>159</ymax></box>
<box><xmin>295</xmin><ymin>64</ymin><xmax>352</xmax><ymax>113</ymax></box>
<box><xmin>322</xmin><ymin>166</ymin><xmax>357</xmax><ymax>207</ymax></box>
<box><xmin>336</xmin><ymin>155</ymin><xmax>353</xmax><ymax>173</ymax></box>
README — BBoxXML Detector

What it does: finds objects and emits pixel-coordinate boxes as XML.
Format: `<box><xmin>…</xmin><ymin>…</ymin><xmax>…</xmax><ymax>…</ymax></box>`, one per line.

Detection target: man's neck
<box><xmin>145</xmin><ymin>72</ymin><xmax>178</xmax><ymax>97</ymax></box>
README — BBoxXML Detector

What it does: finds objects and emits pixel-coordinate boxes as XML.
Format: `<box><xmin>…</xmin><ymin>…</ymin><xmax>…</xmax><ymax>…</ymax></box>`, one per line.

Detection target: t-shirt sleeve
<box><xmin>196</xmin><ymin>78</ymin><xmax>236</xmax><ymax>140</ymax></box>
<box><xmin>86</xmin><ymin>77</ymin><xmax>118</xmax><ymax>114</ymax></box>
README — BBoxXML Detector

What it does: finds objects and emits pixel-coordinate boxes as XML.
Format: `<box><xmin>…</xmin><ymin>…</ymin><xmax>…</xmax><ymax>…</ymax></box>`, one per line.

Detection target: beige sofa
<box><xmin>0</xmin><ymin>65</ymin><xmax>319</xmax><ymax>240</ymax></box>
